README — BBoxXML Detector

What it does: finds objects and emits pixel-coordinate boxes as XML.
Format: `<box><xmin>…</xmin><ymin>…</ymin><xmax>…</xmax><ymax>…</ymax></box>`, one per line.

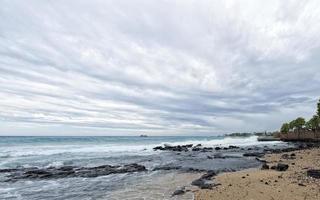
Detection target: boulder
<box><xmin>281</xmin><ymin>154</ymin><xmax>296</xmax><ymax>160</ymax></box>
<box><xmin>190</xmin><ymin>170</ymin><xmax>219</xmax><ymax>189</ymax></box>
<box><xmin>202</xmin><ymin>147</ymin><xmax>213</xmax><ymax>152</ymax></box>
<box><xmin>3</xmin><ymin>163</ymin><xmax>147</xmax><ymax>181</ymax></box>
<box><xmin>152</xmin><ymin>165</ymin><xmax>181</xmax><ymax>171</ymax></box>
<box><xmin>307</xmin><ymin>169</ymin><xmax>320</xmax><ymax>179</ymax></box>
<box><xmin>261</xmin><ymin>163</ymin><xmax>270</xmax><ymax>170</ymax></box>
<box><xmin>192</xmin><ymin>147</ymin><xmax>202</xmax><ymax>151</ymax></box>
<box><xmin>153</xmin><ymin>146</ymin><xmax>165</xmax><ymax>151</ymax></box>
<box><xmin>172</xmin><ymin>188</ymin><xmax>185</xmax><ymax>196</ymax></box>
<box><xmin>213</xmin><ymin>153</ymin><xmax>226</xmax><ymax>159</ymax></box>
<box><xmin>243</xmin><ymin>152</ymin><xmax>265</xmax><ymax>158</ymax></box>
<box><xmin>191</xmin><ymin>178</ymin><xmax>205</xmax><ymax>187</ymax></box>
<box><xmin>191</xmin><ymin>178</ymin><xmax>220</xmax><ymax>189</ymax></box>
<box><xmin>215</xmin><ymin>147</ymin><xmax>222</xmax><ymax>150</ymax></box>
<box><xmin>271</xmin><ymin>163</ymin><xmax>289</xmax><ymax>171</ymax></box>
<box><xmin>201</xmin><ymin>170</ymin><xmax>217</xmax><ymax>180</ymax></box>
<box><xmin>153</xmin><ymin>144</ymin><xmax>189</xmax><ymax>152</ymax></box>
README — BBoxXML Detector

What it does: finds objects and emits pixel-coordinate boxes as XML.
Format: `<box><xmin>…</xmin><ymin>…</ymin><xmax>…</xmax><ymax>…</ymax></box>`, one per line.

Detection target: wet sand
<box><xmin>107</xmin><ymin>171</ymin><xmax>201</xmax><ymax>200</ymax></box>
<box><xmin>194</xmin><ymin>148</ymin><xmax>320</xmax><ymax>200</ymax></box>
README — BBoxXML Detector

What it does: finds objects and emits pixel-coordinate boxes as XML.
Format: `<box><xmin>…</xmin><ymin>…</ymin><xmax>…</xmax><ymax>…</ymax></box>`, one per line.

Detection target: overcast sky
<box><xmin>0</xmin><ymin>0</ymin><xmax>320</xmax><ymax>136</ymax></box>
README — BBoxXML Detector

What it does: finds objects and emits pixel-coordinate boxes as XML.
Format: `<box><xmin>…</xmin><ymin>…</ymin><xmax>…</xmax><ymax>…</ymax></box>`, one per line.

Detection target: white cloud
<box><xmin>0</xmin><ymin>0</ymin><xmax>320</xmax><ymax>135</ymax></box>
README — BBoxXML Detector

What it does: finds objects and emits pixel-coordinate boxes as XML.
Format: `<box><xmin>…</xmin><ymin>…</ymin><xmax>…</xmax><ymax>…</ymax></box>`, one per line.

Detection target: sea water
<box><xmin>0</xmin><ymin>136</ymin><xmax>284</xmax><ymax>200</ymax></box>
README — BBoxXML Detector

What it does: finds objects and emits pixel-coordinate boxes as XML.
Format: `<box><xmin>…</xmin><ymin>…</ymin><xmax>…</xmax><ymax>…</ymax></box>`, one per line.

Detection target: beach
<box><xmin>2</xmin><ymin>1</ymin><xmax>320</xmax><ymax>200</ymax></box>
<box><xmin>195</xmin><ymin>147</ymin><xmax>320</xmax><ymax>200</ymax></box>
<box><xmin>0</xmin><ymin>136</ymin><xmax>284</xmax><ymax>200</ymax></box>
<box><xmin>0</xmin><ymin>136</ymin><xmax>319</xmax><ymax>200</ymax></box>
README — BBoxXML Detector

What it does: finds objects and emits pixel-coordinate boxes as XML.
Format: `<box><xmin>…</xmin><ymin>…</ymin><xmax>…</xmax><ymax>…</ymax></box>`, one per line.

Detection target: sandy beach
<box><xmin>194</xmin><ymin>147</ymin><xmax>320</xmax><ymax>200</ymax></box>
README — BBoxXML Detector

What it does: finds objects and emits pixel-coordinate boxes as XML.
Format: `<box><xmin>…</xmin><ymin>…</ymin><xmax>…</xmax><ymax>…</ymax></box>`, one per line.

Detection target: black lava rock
<box><xmin>261</xmin><ymin>163</ymin><xmax>270</xmax><ymax>170</ymax></box>
<box><xmin>172</xmin><ymin>188</ymin><xmax>185</xmax><ymax>196</ymax></box>
<box><xmin>243</xmin><ymin>152</ymin><xmax>265</xmax><ymax>158</ymax></box>
<box><xmin>271</xmin><ymin>163</ymin><xmax>289</xmax><ymax>171</ymax></box>
<box><xmin>307</xmin><ymin>169</ymin><xmax>320</xmax><ymax>179</ymax></box>
<box><xmin>152</xmin><ymin>165</ymin><xmax>182</xmax><ymax>171</ymax></box>
<box><xmin>3</xmin><ymin>163</ymin><xmax>147</xmax><ymax>181</ymax></box>
<box><xmin>215</xmin><ymin>147</ymin><xmax>222</xmax><ymax>150</ymax></box>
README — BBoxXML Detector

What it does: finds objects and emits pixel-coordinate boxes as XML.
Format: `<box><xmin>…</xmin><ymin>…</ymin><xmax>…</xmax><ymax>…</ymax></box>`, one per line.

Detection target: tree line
<box><xmin>280</xmin><ymin>99</ymin><xmax>320</xmax><ymax>134</ymax></box>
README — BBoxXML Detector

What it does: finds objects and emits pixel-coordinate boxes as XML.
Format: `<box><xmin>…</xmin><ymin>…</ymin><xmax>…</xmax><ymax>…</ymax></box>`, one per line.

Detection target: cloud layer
<box><xmin>0</xmin><ymin>0</ymin><xmax>320</xmax><ymax>135</ymax></box>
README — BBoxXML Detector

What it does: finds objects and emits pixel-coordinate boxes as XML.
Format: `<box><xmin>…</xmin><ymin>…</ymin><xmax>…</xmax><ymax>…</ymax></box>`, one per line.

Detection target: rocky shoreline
<box><xmin>153</xmin><ymin>142</ymin><xmax>320</xmax><ymax>196</ymax></box>
<box><xmin>0</xmin><ymin>163</ymin><xmax>147</xmax><ymax>182</ymax></box>
<box><xmin>1</xmin><ymin>141</ymin><xmax>319</xmax><ymax>198</ymax></box>
<box><xmin>195</xmin><ymin>145</ymin><xmax>320</xmax><ymax>200</ymax></box>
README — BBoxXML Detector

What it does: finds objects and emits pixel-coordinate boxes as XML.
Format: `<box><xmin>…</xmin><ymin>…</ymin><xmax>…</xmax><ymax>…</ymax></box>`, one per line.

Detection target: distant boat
<box><xmin>140</xmin><ymin>134</ymin><xmax>148</xmax><ymax>137</ymax></box>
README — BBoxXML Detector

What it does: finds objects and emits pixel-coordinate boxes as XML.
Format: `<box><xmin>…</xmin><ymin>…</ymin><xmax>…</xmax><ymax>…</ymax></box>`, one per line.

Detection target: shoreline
<box><xmin>1</xmin><ymin>136</ymin><xmax>319</xmax><ymax>199</ymax></box>
<box><xmin>194</xmin><ymin>147</ymin><xmax>320</xmax><ymax>200</ymax></box>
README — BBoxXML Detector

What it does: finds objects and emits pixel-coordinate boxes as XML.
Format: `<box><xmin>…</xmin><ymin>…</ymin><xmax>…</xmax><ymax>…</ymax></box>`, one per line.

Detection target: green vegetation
<box><xmin>288</xmin><ymin>120</ymin><xmax>295</xmax><ymax>130</ymax></box>
<box><xmin>294</xmin><ymin>117</ymin><xmax>306</xmax><ymax>130</ymax></box>
<box><xmin>280</xmin><ymin>123</ymin><xmax>290</xmax><ymax>134</ymax></box>
<box><xmin>306</xmin><ymin>115</ymin><xmax>320</xmax><ymax>132</ymax></box>
<box><xmin>318</xmin><ymin>99</ymin><xmax>320</xmax><ymax>117</ymax></box>
<box><xmin>280</xmin><ymin>98</ymin><xmax>320</xmax><ymax>133</ymax></box>
<box><xmin>281</xmin><ymin>117</ymin><xmax>306</xmax><ymax>133</ymax></box>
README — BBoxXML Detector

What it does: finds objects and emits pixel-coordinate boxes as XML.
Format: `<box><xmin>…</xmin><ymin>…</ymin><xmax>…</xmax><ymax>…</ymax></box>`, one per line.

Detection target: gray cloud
<box><xmin>0</xmin><ymin>0</ymin><xmax>320</xmax><ymax>135</ymax></box>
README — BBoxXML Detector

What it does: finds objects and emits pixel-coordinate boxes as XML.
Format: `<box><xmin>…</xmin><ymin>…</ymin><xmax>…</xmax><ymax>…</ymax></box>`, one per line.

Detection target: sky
<box><xmin>0</xmin><ymin>0</ymin><xmax>320</xmax><ymax>136</ymax></box>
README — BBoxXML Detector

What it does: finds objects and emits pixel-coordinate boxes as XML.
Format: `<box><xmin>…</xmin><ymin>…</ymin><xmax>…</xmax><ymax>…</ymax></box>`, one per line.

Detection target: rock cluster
<box><xmin>191</xmin><ymin>171</ymin><xmax>220</xmax><ymax>189</ymax></box>
<box><xmin>261</xmin><ymin>163</ymin><xmax>270</xmax><ymax>170</ymax></box>
<box><xmin>261</xmin><ymin>163</ymin><xmax>289</xmax><ymax>171</ymax></box>
<box><xmin>243</xmin><ymin>152</ymin><xmax>265</xmax><ymax>158</ymax></box>
<box><xmin>1</xmin><ymin>163</ymin><xmax>147</xmax><ymax>181</ymax></box>
<box><xmin>153</xmin><ymin>144</ymin><xmax>240</xmax><ymax>152</ymax></box>
<box><xmin>152</xmin><ymin>165</ymin><xmax>182</xmax><ymax>171</ymax></box>
<box><xmin>281</xmin><ymin>153</ymin><xmax>296</xmax><ymax>159</ymax></box>
<box><xmin>307</xmin><ymin>169</ymin><xmax>320</xmax><ymax>179</ymax></box>
<box><xmin>153</xmin><ymin>144</ymin><xmax>192</xmax><ymax>152</ymax></box>
<box><xmin>270</xmin><ymin>163</ymin><xmax>289</xmax><ymax>171</ymax></box>
<box><xmin>172</xmin><ymin>188</ymin><xmax>186</xmax><ymax>196</ymax></box>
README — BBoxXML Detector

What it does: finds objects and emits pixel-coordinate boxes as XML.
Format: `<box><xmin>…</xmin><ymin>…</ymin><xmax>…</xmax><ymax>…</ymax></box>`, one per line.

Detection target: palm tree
<box><xmin>294</xmin><ymin>117</ymin><xmax>305</xmax><ymax>139</ymax></box>
<box><xmin>306</xmin><ymin>115</ymin><xmax>320</xmax><ymax>132</ymax></box>
<box><xmin>289</xmin><ymin>120</ymin><xmax>296</xmax><ymax>131</ymax></box>
<box><xmin>317</xmin><ymin>99</ymin><xmax>320</xmax><ymax>118</ymax></box>
<box><xmin>280</xmin><ymin>123</ymin><xmax>290</xmax><ymax>134</ymax></box>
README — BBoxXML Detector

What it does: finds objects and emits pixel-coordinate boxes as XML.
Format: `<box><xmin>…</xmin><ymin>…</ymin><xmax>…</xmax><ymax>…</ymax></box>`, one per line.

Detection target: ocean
<box><xmin>0</xmin><ymin>136</ymin><xmax>285</xmax><ymax>200</ymax></box>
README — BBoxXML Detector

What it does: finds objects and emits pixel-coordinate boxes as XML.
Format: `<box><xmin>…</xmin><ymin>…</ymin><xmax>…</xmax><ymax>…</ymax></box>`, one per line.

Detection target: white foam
<box><xmin>0</xmin><ymin>144</ymin><xmax>156</xmax><ymax>158</ymax></box>
<box><xmin>0</xmin><ymin>136</ymin><xmax>283</xmax><ymax>159</ymax></box>
<box><xmin>158</xmin><ymin>136</ymin><xmax>283</xmax><ymax>147</ymax></box>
